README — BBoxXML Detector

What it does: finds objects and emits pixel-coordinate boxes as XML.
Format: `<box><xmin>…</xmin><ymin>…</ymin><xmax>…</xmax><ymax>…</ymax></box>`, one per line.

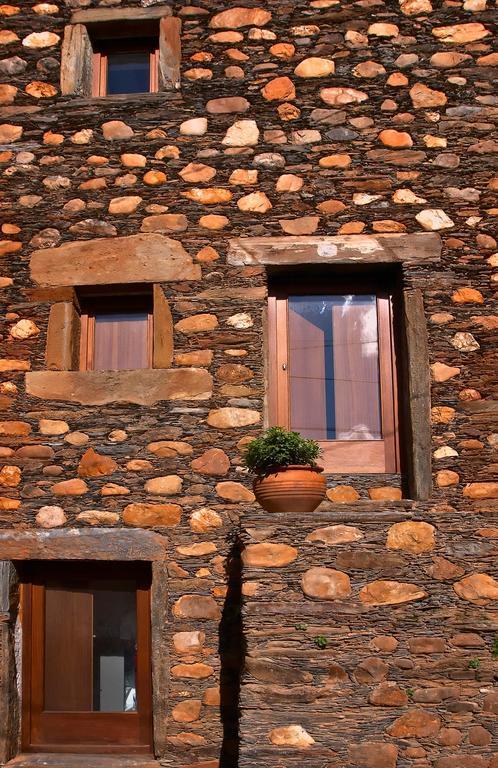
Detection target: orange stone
<box><xmin>378</xmin><ymin>129</ymin><xmax>413</xmax><ymax>148</ymax></box>
<box><xmin>268</xmin><ymin>725</ymin><xmax>314</xmax><ymax>748</ymax></box>
<box><xmin>0</xmin><ymin>421</ymin><xmax>31</xmax><ymax>436</ymax></box>
<box><xmin>191</xmin><ymin>448</ymin><xmax>230</xmax><ymax>476</ymax></box>
<box><xmin>306</xmin><ymin>525</ymin><xmax>363</xmax><ymax>545</ymax></box>
<box><xmin>326</xmin><ymin>485</ymin><xmax>360</xmax><ymax>503</ymax></box>
<box><xmin>123</xmin><ymin>503</ymin><xmax>181</xmax><ymax>527</ymax></box>
<box><xmin>452</xmin><ymin>287</ymin><xmax>484</xmax><ymax>304</ymax></box>
<box><xmin>388</xmin><ymin>709</ymin><xmax>441</xmax><ymax>738</ymax></box>
<box><xmin>209</xmin><ymin>8</ymin><xmax>271</xmax><ymax>29</ymax></box>
<box><xmin>215</xmin><ymin>481</ymin><xmax>255</xmax><ymax>502</ymax></box>
<box><xmin>52</xmin><ymin>478</ymin><xmax>88</xmax><ymax>496</ymax></box>
<box><xmin>463</xmin><ymin>482</ymin><xmax>498</xmax><ymax>499</ymax></box>
<box><xmin>172</xmin><ymin>594</ymin><xmax>221</xmax><ymax>619</ymax></box>
<box><xmin>432</xmin><ymin>23</ymin><xmax>490</xmax><ymax>44</ymax></box>
<box><xmin>179</xmin><ymin>163</ymin><xmax>216</xmax><ymax>183</ymax></box>
<box><xmin>242</xmin><ymin>543</ymin><xmax>298</xmax><ymax>568</ymax></box>
<box><xmin>270</xmin><ymin>43</ymin><xmax>295</xmax><ymax>59</ymax></box>
<box><xmin>387</xmin><ymin>522</ymin><xmax>436</xmax><ymax>553</ymax></box>
<box><xmin>172</xmin><ymin>700</ymin><xmax>202</xmax><ymax>723</ymax></box>
<box><xmin>182</xmin><ymin>188</ymin><xmax>232</xmax><ymax>205</ymax></box>
<box><xmin>261</xmin><ymin>76</ymin><xmax>296</xmax><ymax>101</ymax></box>
<box><xmin>301</xmin><ymin>567</ymin><xmax>351</xmax><ymax>600</ymax></box>
<box><xmin>436</xmin><ymin>470</ymin><xmax>459</xmax><ymax>487</ymax></box>
<box><xmin>453</xmin><ymin>573</ymin><xmax>498</xmax><ymax>605</ymax></box>
<box><xmin>171</xmin><ymin>663</ymin><xmax>213</xmax><ymax>679</ymax></box>
<box><xmin>317</xmin><ymin>199</ymin><xmax>346</xmax><ymax>215</ymax></box>
<box><xmin>294</xmin><ymin>57</ymin><xmax>334</xmax><ymax>78</ymax></box>
<box><xmin>410</xmin><ymin>83</ymin><xmax>447</xmax><ymax>109</ymax></box>
<box><xmin>78</xmin><ymin>447</ymin><xmax>118</xmax><ymax>477</ymax></box>
<box><xmin>190</xmin><ymin>507</ymin><xmax>223</xmax><ymax>533</ymax></box>
<box><xmin>359</xmin><ymin>580</ymin><xmax>427</xmax><ymax>606</ymax></box>
<box><xmin>368</xmin><ymin>487</ymin><xmax>402</xmax><ymax>501</ymax></box>
<box><xmin>319</xmin><ymin>154</ymin><xmax>351</xmax><ymax>168</ymax></box>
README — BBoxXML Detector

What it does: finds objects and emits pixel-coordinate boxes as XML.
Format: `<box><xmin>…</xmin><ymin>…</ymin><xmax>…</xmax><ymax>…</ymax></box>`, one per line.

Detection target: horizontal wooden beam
<box><xmin>0</xmin><ymin>529</ymin><xmax>168</xmax><ymax>561</ymax></box>
<box><xmin>71</xmin><ymin>6</ymin><xmax>172</xmax><ymax>24</ymax></box>
<box><xmin>228</xmin><ymin>233</ymin><xmax>441</xmax><ymax>267</ymax></box>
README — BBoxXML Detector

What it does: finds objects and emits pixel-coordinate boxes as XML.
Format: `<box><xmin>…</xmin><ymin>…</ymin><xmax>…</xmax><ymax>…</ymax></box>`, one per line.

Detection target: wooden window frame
<box><xmin>268</xmin><ymin>278</ymin><xmax>400</xmax><ymax>474</ymax></box>
<box><xmin>21</xmin><ymin>561</ymin><xmax>153</xmax><ymax>755</ymax></box>
<box><xmin>91</xmin><ymin>40</ymin><xmax>159</xmax><ymax>97</ymax></box>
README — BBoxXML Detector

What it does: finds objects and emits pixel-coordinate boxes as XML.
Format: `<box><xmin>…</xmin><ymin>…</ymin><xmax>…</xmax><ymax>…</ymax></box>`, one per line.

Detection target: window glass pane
<box><xmin>93</xmin><ymin>311</ymin><xmax>149</xmax><ymax>371</ymax></box>
<box><xmin>288</xmin><ymin>295</ymin><xmax>382</xmax><ymax>441</ymax></box>
<box><xmin>93</xmin><ymin>585</ymin><xmax>137</xmax><ymax>712</ymax></box>
<box><xmin>106</xmin><ymin>52</ymin><xmax>150</xmax><ymax>95</ymax></box>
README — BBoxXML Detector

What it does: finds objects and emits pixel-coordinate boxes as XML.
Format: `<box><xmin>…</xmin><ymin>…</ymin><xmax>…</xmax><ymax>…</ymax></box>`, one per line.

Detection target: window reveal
<box><xmin>268</xmin><ymin>283</ymin><xmax>399</xmax><ymax>473</ymax></box>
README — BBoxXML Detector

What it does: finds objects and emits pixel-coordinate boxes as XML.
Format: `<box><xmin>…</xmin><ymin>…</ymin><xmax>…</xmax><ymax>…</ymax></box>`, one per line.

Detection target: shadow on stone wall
<box><xmin>218</xmin><ymin>535</ymin><xmax>245</xmax><ymax>767</ymax></box>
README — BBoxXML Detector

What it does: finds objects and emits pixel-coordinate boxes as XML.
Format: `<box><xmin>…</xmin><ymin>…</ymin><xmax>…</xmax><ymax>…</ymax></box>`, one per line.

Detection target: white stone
<box><xmin>180</xmin><ymin>118</ymin><xmax>208</xmax><ymax>136</ymax></box>
<box><xmin>415</xmin><ymin>209</ymin><xmax>455</xmax><ymax>231</ymax></box>
<box><xmin>222</xmin><ymin>120</ymin><xmax>259</xmax><ymax>147</ymax></box>
<box><xmin>226</xmin><ymin>313</ymin><xmax>253</xmax><ymax>329</ymax></box>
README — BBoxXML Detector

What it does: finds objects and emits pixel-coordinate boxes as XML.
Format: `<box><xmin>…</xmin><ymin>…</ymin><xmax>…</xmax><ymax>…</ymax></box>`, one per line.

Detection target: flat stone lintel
<box><xmin>25</xmin><ymin>368</ymin><xmax>213</xmax><ymax>405</ymax></box>
<box><xmin>0</xmin><ymin>529</ymin><xmax>168</xmax><ymax>561</ymax></box>
<box><xmin>228</xmin><ymin>233</ymin><xmax>441</xmax><ymax>266</ymax></box>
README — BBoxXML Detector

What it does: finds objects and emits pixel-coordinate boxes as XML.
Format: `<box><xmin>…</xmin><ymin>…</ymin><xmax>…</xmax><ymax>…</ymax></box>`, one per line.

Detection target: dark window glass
<box><xmin>107</xmin><ymin>52</ymin><xmax>150</xmax><ymax>94</ymax></box>
<box><xmin>288</xmin><ymin>295</ymin><xmax>382</xmax><ymax>441</ymax></box>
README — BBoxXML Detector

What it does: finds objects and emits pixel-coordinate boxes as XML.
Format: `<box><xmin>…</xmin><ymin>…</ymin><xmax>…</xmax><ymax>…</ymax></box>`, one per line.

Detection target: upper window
<box><xmin>79</xmin><ymin>292</ymin><xmax>153</xmax><ymax>371</ymax></box>
<box><xmin>92</xmin><ymin>39</ymin><xmax>159</xmax><ymax>96</ymax></box>
<box><xmin>21</xmin><ymin>561</ymin><xmax>152</xmax><ymax>753</ymax></box>
<box><xmin>268</xmin><ymin>276</ymin><xmax>400</xmax><ymax>474</ymax></box>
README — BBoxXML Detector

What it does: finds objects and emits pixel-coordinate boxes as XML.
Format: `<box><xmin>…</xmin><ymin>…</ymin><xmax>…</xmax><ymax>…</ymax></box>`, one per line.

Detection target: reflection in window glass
<box><xmin>288</xmin><ymin>295</ymin><xmax>381</xmax><ymax>441</ymax></box>
<box><xmin>107</xmin><ymin>52</ymin><xmax>150</xmax><ymax>95</ymax></box>
<box><xmin>93</xmin><ymin>587</ymin><xmax>137</xmax><ymax>712</ymax></box>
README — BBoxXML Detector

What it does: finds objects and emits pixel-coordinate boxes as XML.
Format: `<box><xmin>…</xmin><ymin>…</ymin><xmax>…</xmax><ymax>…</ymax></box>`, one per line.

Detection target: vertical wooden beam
<box><xmin>60</xmin><ymin>24</ymin><xmax>93</xmax><ymax>96</ymax></box>
<box><xmin>0</xmin><ymin>562</ymin><xmax>19</xmax><ymax>763</ymax></box>
<box><xmin>158</xmin><ymin>16</ymin><xmax>182</xmax><ymax>91</ymax></box>
<box><xmin>153</xmin><ymin>285</ymin><xmax>173</xmax><ymax>369</ymax></box>
<box><xmin>402</xmin><ymin>289</ymin><xmax>432</xmax><ymax>500</ymax></box>
<box><xmin>46</xmin><ymin>301</ymin><xmax>81</xmax><ymax>371</ymax></box>
<box><xmin>151</xmin><ymin>562</ymin><xmax>168</xmax><ymax>757</ymax></box>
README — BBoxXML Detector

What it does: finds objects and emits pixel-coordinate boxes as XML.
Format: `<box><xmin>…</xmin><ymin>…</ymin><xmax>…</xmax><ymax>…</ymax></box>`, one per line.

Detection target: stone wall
<box><xmin>0</xmin><ymin>0</ymin><xmax>497</xmax><ymax>767</ymax></box>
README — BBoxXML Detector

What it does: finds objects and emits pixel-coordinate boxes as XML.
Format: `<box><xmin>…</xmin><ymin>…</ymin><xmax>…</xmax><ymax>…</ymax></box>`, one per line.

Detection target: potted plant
<box><xmin>243</xmin><ymin>426</ymin><xmax>326</xmax><ymax>514</ymax></box>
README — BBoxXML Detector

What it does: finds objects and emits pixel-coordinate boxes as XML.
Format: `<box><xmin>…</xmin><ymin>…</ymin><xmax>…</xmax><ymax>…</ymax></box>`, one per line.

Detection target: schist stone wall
<box><xmin>0</xmin><ymin>1</ymin><xmax>497</xmax><ymax>768</ymax></box>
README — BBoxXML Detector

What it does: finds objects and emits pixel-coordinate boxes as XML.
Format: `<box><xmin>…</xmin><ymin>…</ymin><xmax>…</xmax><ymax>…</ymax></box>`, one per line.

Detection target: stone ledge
<box><xmin>0</xmin><ymin>529</ymin><xmax>168</xmax><ymax>561</ymax></box>
<box><xmin>25</xmin><ymin>369</ymin><xmax>213</xmax><ymax>405</ymax></box>
<box><xmin>228</xmin><ymin>233</ymin><xmax>441</xmax><ymax>266</ymax></box>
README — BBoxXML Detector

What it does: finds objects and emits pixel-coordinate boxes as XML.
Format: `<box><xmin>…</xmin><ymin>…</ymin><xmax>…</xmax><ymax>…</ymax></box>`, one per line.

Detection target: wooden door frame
<box><xmin>0</xmin><ymin>530</ymin><xmax>168</xmax><ymax>761</ymax></box>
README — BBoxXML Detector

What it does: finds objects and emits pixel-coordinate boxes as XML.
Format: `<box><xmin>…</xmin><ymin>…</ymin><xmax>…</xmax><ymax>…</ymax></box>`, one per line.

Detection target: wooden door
<box><xmin>22</xmin><ymin>562</ymin><xmax>153</xmax><ymax>754</ymax></box>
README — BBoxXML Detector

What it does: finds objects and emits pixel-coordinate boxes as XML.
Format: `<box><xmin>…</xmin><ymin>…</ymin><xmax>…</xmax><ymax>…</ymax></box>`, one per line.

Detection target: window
<box><xmin>92</xmin><ymin>39</ymin><xmax>159</xmax><ymax>96</ymax></box>
<box><xmin>21</xmin><ymin>561</ymin><xmax>152</xmax><ymax>753</ymax></box>
<box><xmin>268</xmin><ymin>277</ymin><xmax>400</xmax><ymax>473</ymax></box>
<box><xmin>79</xmin><ymin>292</ymin><xmax>153</xmax><ymax>371</ymax></box>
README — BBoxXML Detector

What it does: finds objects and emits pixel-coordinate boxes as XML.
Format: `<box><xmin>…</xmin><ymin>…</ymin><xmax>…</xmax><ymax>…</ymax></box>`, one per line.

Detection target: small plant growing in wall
<box><xmin>314</xmin><ymin>635</ymin><xmax>328</xmax><ymax>650</ymax></box>
<box><xmin>244</xmin><ymin>427</ymin><xmax>325</xmax><ymax>513</ymax></box>
<box><xmin>468</xmin><ymin>657</ymin><xmax>480</xmax><ymax>670</ymax></box>
<box><xmin>295</xmin><ymin>622</ymin><xmax>308</xmax><ymax>631</ymax></box>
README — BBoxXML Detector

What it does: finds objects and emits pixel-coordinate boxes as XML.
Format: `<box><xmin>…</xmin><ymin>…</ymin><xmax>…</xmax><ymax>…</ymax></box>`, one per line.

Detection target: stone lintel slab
<box><xmin>71</xmin><ymin>5</ymin><xmax>172</xmax><ymax>24</ymax></box>
<box><xmin>25</xmin><ymin>368</ymin><xmax>213</xmax><ymax>405</ymax></box>
<box><xmin>30</xmin><ymin>233</ymin><xmax>201</xmax><ymax>288</ymax></box>
<box><xmin>0</xmin><ymin>529</ymin><xmax>167</xmax><ymax>561</ymax></box>
<box><xmin>228</xmin><ymin>233</ymin><xmax>441</xmax><ymax>267</ymax></box>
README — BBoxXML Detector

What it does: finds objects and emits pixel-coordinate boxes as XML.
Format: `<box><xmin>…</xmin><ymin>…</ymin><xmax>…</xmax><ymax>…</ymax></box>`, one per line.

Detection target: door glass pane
<box><xmin>93</xmin><ymin>586</ymin><xmax>137</xmax><ymax>712</ymax></box>
<box><xmin>106</xmin><ymin>52</ymin><xmax>150</xmax><ymax>95</ymax></box>
<box><xmin>44</xmin><ymin>579</ymin><xmax>137</xmax><ymax>713</ymax></box>
<box><xmin>93</xmin><ymin>311</ymin><xmax>149</xmax><ymax>370</ymax></box>
<box><xmin>288</xmin><ymin>295</ymin><xmax>382</xmax><ymax>441</ymax></box>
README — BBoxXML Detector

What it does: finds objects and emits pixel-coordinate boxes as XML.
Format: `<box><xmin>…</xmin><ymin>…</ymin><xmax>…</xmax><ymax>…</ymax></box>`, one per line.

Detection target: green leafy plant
<box><xmin>295</xmin><ymin>622</ymin><xmax>308</xmax><ymax>631</ymax></box>
<box><xmin>243</xmin><ymin>427</ymin><xmax>321</xmax><ymax>475</ymax></box>
<box><xmin>492</xmin><ymin>636</ymin><xmax>498</xmax><ymax>659</ymax></box>
<box><xmin>406</xmin><ymin>687</ymin><xmax>414</xmax><ymax>699</ymax></box>
<box><xmin>468</xmin><ymin>657</ymin><xmax>480</xmax><ymax>670</ymax></box>
<box><xmin>314</xmin><ymin>635</ymin><xmax>328</xmax><ymax>650</ymax></box>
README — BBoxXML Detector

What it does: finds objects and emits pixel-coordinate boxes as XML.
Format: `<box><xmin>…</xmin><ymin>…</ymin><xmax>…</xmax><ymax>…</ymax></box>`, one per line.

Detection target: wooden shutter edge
<box><xmin>46</xmin><ymin>302</ymin><xmax>81</xmax><ymax>371</ymax></box>
<box><xmin>152</xmin><ymin>285</ymin><xmax>173</xmax><ymax>369</ymax></box>
<box><xmin>60</xmin><ymin>24</ymin><xmax>93</xmax><ymax>97</ymax></box>
<box><xmin>158</xmin><ymin>16</ymin><xmax>182</xmax><ymax>91</ymax></box>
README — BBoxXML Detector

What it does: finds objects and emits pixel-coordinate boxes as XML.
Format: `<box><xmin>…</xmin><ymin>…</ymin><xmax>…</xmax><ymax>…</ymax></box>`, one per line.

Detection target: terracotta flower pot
<box><xmin>253</xmin><ymin>465</ymin><xmax>326</xmax><ymax>514</ymax></box>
